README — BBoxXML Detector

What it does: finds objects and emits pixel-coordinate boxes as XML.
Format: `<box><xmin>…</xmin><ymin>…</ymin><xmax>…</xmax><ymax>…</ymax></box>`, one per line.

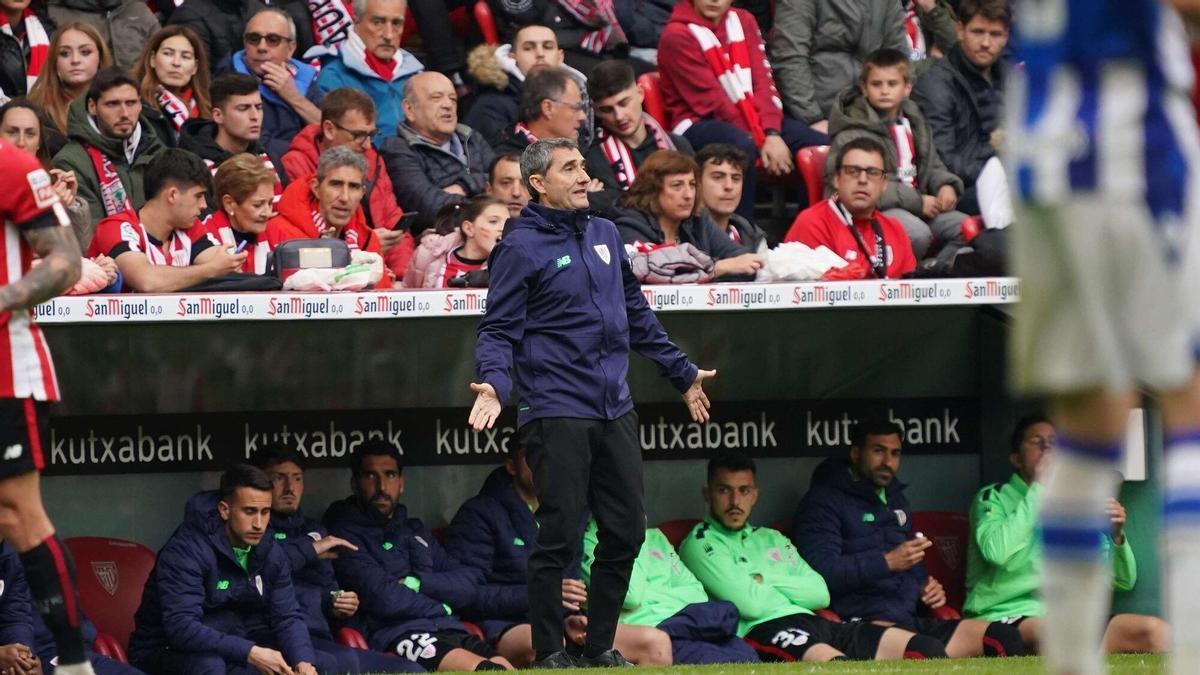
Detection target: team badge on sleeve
<box><xmin>26</xmin><ymin>169</ymin><xmax>58</xmax><ymax>209</ymax></box>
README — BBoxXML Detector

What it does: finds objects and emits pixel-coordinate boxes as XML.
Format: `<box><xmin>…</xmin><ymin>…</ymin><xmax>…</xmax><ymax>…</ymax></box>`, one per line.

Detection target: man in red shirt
<box><xmin>783</xmin><ymin>137</ymin><xmax>916</xmax><ymax>279</ymax></box>
<box><xmin>0</xmin><ymin>138</ymin><xmax>95</xmax><ymax>675</ymax></box>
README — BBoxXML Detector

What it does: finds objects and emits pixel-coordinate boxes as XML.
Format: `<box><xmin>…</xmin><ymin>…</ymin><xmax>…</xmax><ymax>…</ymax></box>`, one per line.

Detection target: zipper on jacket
<box><xmin>576</xmin><ymin>216</ymin><xmax>611</xmax><ymax>416</ymax></box>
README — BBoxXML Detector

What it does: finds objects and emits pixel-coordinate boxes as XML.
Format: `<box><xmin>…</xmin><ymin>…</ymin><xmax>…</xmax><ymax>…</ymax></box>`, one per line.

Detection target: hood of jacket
<box><xmin>338</xmin><ymin>30</ymin><xmax>424</xmax><ymax>83</ymax></box>
<box><xmin>505</xmin><ymin>201</ymin><xmax>593</xmax><ymax>238</ymax></box>
<box><xmin>65</xmin><ymin>95</ymin><xmax>163</xmax><ymax>161</ymax></box>
<box><xmin>179</xmin><ymin>118</ymin><xmax>267</xmax><ymax>164</ymax></box>
<box><xmin>395</xmin><ymin>122</ymin><xmax>478</xmax><ymax>157</ymax></box>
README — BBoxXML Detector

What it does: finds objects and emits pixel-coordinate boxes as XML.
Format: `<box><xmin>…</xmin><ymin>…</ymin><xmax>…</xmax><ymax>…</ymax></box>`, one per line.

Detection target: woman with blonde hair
<box><xmin>133</xmin><ymin>25</ymin><xmax>211</xmax><ymax>146</ymax></box>
<box><xmin>27</xmin><ymin>21</ymin><xmax>111</xmax><ymax>132</ymax></box>
<box><xmin>201</xmin><ymin>152</ymin><xmax>278</xmax><ymax>274</ymax></box>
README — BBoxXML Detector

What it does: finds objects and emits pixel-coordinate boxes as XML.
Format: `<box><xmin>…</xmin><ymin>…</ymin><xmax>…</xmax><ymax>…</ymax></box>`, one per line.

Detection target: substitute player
<box><xmin>1010</xmin><ymin>1</ymin><xmax>1200</xmax><ymax>673</ymax></box>
<box><xmin>0</xmin><ymin>139</ymin><xmax>88</xmax><ymax>673</ymax></box>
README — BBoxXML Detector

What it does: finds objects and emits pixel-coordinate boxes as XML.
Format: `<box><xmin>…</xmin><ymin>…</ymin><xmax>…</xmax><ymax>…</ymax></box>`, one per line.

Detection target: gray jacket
<box><xmin>379</xmin><ymin>123</ymin><xmax>496</xmax><ymax>232</ymax></box>
<box><xmin>769</xmin><ymin>0</ymin><xmax>907</xmax><ymax>124</ymax></box>
<box><xmin>825</xmin><ymin>85</ymin><xmax>963</xmax><ymax>215</ymax></box>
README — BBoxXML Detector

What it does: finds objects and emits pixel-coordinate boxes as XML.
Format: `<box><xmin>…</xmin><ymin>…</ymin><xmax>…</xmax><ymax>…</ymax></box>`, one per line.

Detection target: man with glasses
<box><xmin>380</xmin><ymin>71</ymin><xmax>496</xmax><ymax>235</ymax></box>
<box><xmin>964</xmin><ymin>415</ymin><xmax>1167</xmax><ymax>657</ymax></box>
<box><xmin>222</xmin><ymin>7</ymin><xmax>324</xmax><ymax>159</ymax></box>
<box><xmin>782</xmin><ymin>136</ymin><xmax>915</xmax><ymax>279</ymax></box>
<box><xmin>493</xmin><ymin>67</ymin><xmax>587</xmax><ymax>155</ymax></box>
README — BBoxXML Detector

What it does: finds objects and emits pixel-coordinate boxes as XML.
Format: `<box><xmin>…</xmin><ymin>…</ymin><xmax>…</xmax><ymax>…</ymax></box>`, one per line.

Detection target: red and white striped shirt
<box><xmin>0</xmin><ymin>142</ymin><xmax>71</xmax><ymax>401</ymax></box>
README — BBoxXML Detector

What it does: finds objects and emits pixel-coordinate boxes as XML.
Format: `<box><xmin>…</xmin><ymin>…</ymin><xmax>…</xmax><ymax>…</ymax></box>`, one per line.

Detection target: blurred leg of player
<box><xmin>1159</xmin><ymin>373</ymin><xmax>1200</xmax><ymax>675</ymax></box>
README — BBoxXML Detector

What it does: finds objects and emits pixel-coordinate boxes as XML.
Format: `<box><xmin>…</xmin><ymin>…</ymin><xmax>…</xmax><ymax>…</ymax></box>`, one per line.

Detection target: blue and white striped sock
<box><xmin>1164</xmin><ymin>430</ymin><xmax>1200</xmax><ymax>675</ymax></box>
<box><xmin>1039</xmin><ymin>434</ymin><xmax>1122</xmax><ymax>675</ymax></box>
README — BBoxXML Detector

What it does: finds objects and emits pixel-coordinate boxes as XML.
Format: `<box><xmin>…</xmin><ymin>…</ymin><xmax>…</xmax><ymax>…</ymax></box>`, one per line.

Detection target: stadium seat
<box><xmin>474</xmin><ymin>0</ymin><xmax>500</xmax><ymax>45</ymax></box>
<box><xmin>338</xmin><ymin>626</ymin><xmax>370</xmax><ymax>650</ymax></box>
<box><xmin>911</xmin><ymin>511</ymin><xmax>971</xmax><ymax>611</ymax></box>
<box><xmin>814</xmin><ymin>608</ymin><xmax>841</xmax><ymax>623</ymax></box>
<box><xmin>656</xmin><ymin>518</ymin><xmax>699</xmax><ymax>549</ymax></box>
<box><xmin>430</xmin><ymin>526</ymin><xmax>448</xmax><ymax>541</ymax></box>
<box><xmin>462</xmin><ymin>621</ymin><xmax>487</xmax><ymax>642</ymax></box>
<box><xmin>64</xmin><ymin>537</ymin><xmax>156</xmax><ymax>654</ymax></box>
<box><xmin>637</xmin><ymin>73</ymin><xmax>666</xmax><ymax>127</ymax></box>
<box><xmin>93</xmin><ymin>632</ymin><xmax>127</xmax><ymax>663</ymax></box>
<box><xmin>795</xmin><ymin>145</ymin><xmax>830</xmax><ymax>206</ymax></box>
<box><xmin>770</xmin><ymin>517</ymin><xmax>792</xmax><ymax>534</ymax></box>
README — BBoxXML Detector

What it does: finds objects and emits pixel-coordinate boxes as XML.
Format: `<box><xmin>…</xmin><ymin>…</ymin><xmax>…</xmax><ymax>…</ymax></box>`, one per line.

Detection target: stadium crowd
<box><xmin>0</xmin><ymin>0</ymin><xmax>1012</xmax><ymax>295</ymax></box>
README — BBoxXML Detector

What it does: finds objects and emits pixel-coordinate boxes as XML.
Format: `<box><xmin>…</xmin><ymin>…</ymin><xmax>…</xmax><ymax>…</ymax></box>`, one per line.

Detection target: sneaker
<box><xmin>577</xmin><ymin>649</ymin><xmax>635</xmax><ymax>667</ymax></box>
<box><xmin>532</xmin><ymin>650</ymin><xmax>578</xmax><ymax>668</ymax></box>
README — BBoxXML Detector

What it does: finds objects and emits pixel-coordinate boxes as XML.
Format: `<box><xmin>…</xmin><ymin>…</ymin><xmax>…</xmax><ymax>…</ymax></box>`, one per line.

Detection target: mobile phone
<box><xmin>393</xmin><ymin>212</ymin><xmax>420</xmax><ymax>233</ymax></box>
<box><xmin>234</xmin><ymin>240</ymin><xmax>249</xmax><ymax>253</ymax></box>
<box><xmin>330</xmin><ymin>590</ymin><xmax>344</xmax><ymax>600</ymax></box>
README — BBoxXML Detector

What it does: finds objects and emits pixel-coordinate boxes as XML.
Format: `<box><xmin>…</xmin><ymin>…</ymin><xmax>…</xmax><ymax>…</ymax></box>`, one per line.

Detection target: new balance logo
<box><xmin>555</xmin><ymin>255</ymin><xmax>572</xmax><ymax>269</ymax></box>
<box><xmin>3</xmin><ymin>445</ymin><xmax>21</xmax><ymax>460</ymax></box>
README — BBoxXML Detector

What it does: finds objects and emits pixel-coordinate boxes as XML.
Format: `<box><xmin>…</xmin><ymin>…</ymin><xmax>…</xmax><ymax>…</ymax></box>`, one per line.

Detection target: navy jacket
<box><xmin>128</xmin><ymin>492</ymin><xmax>315</xmax><ymax>668</ymax></box>
<box><xmin>791</xmin><ymin>458</ymin><xmax>926</xmax><ymax>624</ymax></box>
<box><xmin>322</xmin><ymin>497</ymin><xmax>477</xmax><ymax>651</ymax></box>
<box><xmin>0</xmin><ymin>542</ymin><xmax>34</xmax><ymax>650</ymax></box>
<box><xmin>268</xmin><ymin>509</ymin><xmax>339</xmax><ymax>640</ymax></box>
<box><xmin>476</xmin><ymin>202</ymin><xmax>698</xmax><ymax>428</ymax></box>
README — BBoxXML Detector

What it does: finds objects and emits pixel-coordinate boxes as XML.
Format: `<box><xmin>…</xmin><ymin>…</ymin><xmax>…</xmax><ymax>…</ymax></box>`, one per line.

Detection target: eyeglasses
<box><xmin>331</xmin><ymin>120</ymin><xmax>378</xmax><ymax>143</ymax></box>
<box><xmin>839</xmin><ymin>164</ymin><xmax>888</xmax><ymax>180</ymax></box>
<box><xmin>550</xmin><ymin>98</ymin><xmax>587</xmax><ymax>113</ymax></box>
<box><xmin>244</xmin><ymin>32</ymin><xmax>292</xmax><ymax>47</ymax></box>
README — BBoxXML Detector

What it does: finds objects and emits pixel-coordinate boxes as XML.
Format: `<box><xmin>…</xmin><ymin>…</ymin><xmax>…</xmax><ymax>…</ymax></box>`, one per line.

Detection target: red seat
<box><xmin>656</xmin><ymin>518</ymin><xmax>699</xmax><ymax>549</ymax></box>
<box><xmin>637</xmin><ymin>72</ymin><xmax>666</xmax><ymax>126</ymax></box>
<box><xmin>338</xmin><ymin>626</ymin><xmax>370</xmax><ymax>650</ymax></box>
<box><xmin>92</xmin><ymin>632</ymin><xmax>126</xmax><ymax>663</ymax></box>
<box><xmin>64</xmin><ymin>537</ymin><xmax>156</xmax><ymax>655</ymax></box>
<box><xmin>430</xmin><ymin>526</ymin><xmax>448</xmax><ymax>542</ymax></box>
<box><xmin>769</xmin><ymin>517</ymin><xmax>792</xmax><ymax>535</ymax></box>
<box><xmin>911</xmin><ymin>511</ymin><xmax>971</xmax><ymax>612</ymax></box>
<box><xmin>814</xmin><ymin>608</ymin><xmax>841</xmax><ymax>623</ymax></box>
<box><xmin>795</xmin><ymin>145</ymin><xmax>830</xmax><ymax>206</ymax></box>
<box><xmin>474</xmin><ymin>0</ymin><xmax>499</xmax><ymax>45</ymax></box>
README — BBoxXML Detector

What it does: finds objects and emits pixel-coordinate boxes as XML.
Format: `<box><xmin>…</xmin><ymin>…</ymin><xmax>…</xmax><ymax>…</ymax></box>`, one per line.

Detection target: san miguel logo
<box><xmin>176</xmin><ymin>297</ymin><xmax>245</xmax><ymax>318</ymax></box>
<box><xmin>964</xmin><ymin>279</ymin><xmax>1019</xmax><ymax>301</ymax></box>
<box><xmin>878</xmin><ymin>282</ymin><xmax>939</xmax><ymax>303</ymax></box>
<box><xmin>355</xmin><ymin>294</ymin><xmax>419</xmax><ymax>316</ymax></box>
<box><xmin>641</xmin><ymin>288</ymin><xmax>686</xmax><ymax>310</ymax></box>
<box><xmin>792</xmin><ymin>284</ymin><xmax>852</xmax><ymax>306</ymax></box>
<box><xmin>91</xmin><ymin>561</ymin><xmax>119</xmax><ymax>595</ymax></box>
<box><xmin>443</xmin><ymin>293</ymin><xmax>487</xmax><ymax>314</ymax></box>
<box><xmin>705</xmin><ymin>287</ymin><xmax>776</xmax><ymax>308</ymax></box>
<box><xmin>84</xmin><ymin>297</ymin><xmax>160</xmax><ymax>319</ymax></box>
<box><xmin>266</xmin><ymin>297</ymin><xmax>340</xmax><ymax>318</ymax></box>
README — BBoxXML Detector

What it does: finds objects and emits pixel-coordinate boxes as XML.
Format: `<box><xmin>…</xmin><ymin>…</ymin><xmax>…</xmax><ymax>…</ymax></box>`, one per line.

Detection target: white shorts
<box><xmin>1012</xmin><ymin>196</ymin><xmax>1197</xmax><ymax>394</ymax></box>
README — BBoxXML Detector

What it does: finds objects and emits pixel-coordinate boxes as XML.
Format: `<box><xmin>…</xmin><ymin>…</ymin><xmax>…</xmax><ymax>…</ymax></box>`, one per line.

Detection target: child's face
<box><xmin>860</xmin><ymin>65</ymin><xmax>912</xmax><ymax>117</ymax></box>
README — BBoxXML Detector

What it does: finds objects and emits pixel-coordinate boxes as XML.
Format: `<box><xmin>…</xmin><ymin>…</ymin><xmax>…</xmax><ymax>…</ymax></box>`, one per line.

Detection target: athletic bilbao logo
<box><xmin>91</xmin><ymin>561</ymin><xmax>119</xmax><ymax>596</ymax></box>
<box><xmin>594</xmin><ymin>244</ymin><xmax>611</xmax><ymax>265</ymax></box>
<box><xmin>936</xmin><ymin>537</ymin><xmax>960</xmax><ymax>571</ymax></box>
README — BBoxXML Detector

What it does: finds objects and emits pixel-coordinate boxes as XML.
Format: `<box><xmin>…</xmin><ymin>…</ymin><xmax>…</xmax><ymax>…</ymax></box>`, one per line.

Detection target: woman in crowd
<box><xmin>27</xmin><ymin>21</ymin><xmax>111</xmax><ymax>134</ymax></box>
<box><xmin>133</xmin><ymin>25</ymin><xmax>212</xmax><ymax>147</ymax></box>
<box><xmin>615</xmin><ymin>150</ymin><xmax>764</xmax><ymax>280</ymax></box>
<box><xmin>0</xmin><ymin>0</ymin><xmax>54</xmax><ymax>99</ymax></box>
<box><xmin>202</xmin><ymin>153</ymin><xmax>277</xmax><ymax>275</ymax></box>
<box><xmin>403</xmin><ymin>195</ymin><xmax>507</xmax><ymax>288</ymax></box>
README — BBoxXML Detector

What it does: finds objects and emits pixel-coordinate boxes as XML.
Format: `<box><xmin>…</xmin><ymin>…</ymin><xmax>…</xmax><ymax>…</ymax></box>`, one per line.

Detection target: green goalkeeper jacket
<box><xmin>964</xmin><ymin>473</ymin><xmax>1136</xmax><ymax>620</ymax></box>
<box><xmin>678</xmin><ymin>516</ymin><xmax>830</xmax><ymax>636</ymax></box>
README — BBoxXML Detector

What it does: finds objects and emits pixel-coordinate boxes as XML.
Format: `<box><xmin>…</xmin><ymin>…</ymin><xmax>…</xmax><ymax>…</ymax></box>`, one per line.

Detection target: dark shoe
<box><xmin>532</xmin><ymin>651</ymin><xmax>578</xmax><ymax>668</ymax></box>
<box><xmin>577</xmin><ymin>649</ymin><xmax>634</xmax><ymax>667</ymax></box>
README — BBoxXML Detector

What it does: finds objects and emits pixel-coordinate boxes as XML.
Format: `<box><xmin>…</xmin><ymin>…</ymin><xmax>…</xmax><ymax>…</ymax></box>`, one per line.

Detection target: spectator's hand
<box><xmin>989</xmin><ymin>127</ymin><xmax>1006</xmax><ymax>152</ymax></box>
<box><xmin>49</xmin><ymin>169</ymin><xmax>77</xmax><ymax>205</ymax></box>
<box><xmin>92</xmin><ymin>254</ymin><xmax>118</xmax><ymax>285</ymax></box>
<box><xmin>247</xmin><ymin>646</ymin><xmax>295</xmax><ymax>675</ymax></box>
<box><xmin>714</xmin><ymin>253</ymin><xmax>765</xmax><ymax>278</ymax></box>
<box><xmin>759</xmin><ymin>135</ymin><xmax>794</xmax><ymax>176</ymax></box>
<box><xmin>564</xmin><ymin>614</ymin><xmax>588</xmax><ymax>645</ymax></box>
<box><xmin>259</xmin><ymin>61</ymin><xmax>302</xmax><ymax>102</ymax></box>
<box><xmin>468</xmin><ymin>382</ymin><xmax>501</xmax><ymax>430</ymax></box>
<box><xmin>587</xmin><ymin>179</ymin><xmax>605</xmax><ymax>192</ymax></box>
<box><xmin>921</xmin><ymin>195</ymin><xmax>941</xmax><ymax>219</ymax></box>
<box><xmin>884</xmin><ymin>537</ymin><xmax>931</xmax><ymax>572</ymax></box>
<box><xmin>562</xmin><ymin>578</ymin><xmax>587</xmax><ymax>611</ymax></box>
<box><xmin>811</xmin><ymin>119</ymin><xmax>829</xmax><ymax>134</ymax></box>
<box><xmin>205</xmin><ymin>248</ymin><xmax>249</xmax><ymax>275</ymax></box>
<box><xmin>915</xmin><ymin>0</ymin><xmax>937</xmax><ymax>11</ymax></box>
<box><xmin>1108</xmin><ymin>498</ymin><xmax>1127</xmax><ymax>545</ymax></box>
<box><xmin>936</xmin><ymin>185</ymin><xmax>958</xmax><ymax>212</ymax></box>
<box><xmin>331</xmin><ymin>590</ymin><xmax>360</xmax><ymax>618</ymax></box>
<box><xmin>0</xmin><ymin>644</ymin><xmax>37</xmax><ymax>674</ymax></box>
<box><xmin>920</xmin><ymin>576</ymin><xmax>946</xmax><ymax>609</ymax></box>
<box><xmin>295</xmin><ymin>663</ymin><xmax>318</xmax><ymax>675</ymax></box>
<box><xmin>313</xmin><ymin>535</ymin><xmax>359</xmax><ymax>559</ymax></box>
<box><xmin>682</xmin><ymin>369</ymin><xmax>717</xmax><ymax>423</ymax></box>
<box><xmin>443</xmin><ymin>184</ymin><xmax>468</xmax><ymax>196</ymax></box>
<box><xmin>373</xmin><ymin>227</ymin><xmax>403</xmax><ymax>254</ymax></box>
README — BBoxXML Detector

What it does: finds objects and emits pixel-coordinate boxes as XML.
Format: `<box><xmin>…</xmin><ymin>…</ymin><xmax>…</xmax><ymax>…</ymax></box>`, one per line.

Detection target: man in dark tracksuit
<box><xmin>253</xmin><ymin>446</ymin><xmax>420</xmax><ymax>674</ymax></box>
<box><xmin>791</xmin><ymin>419</ymin><xmax>1023</xmax><ymax>659</ymax></box>
<box><xmin>128</xmin><ymin>466</ymin><xmax>333</xmax><ymax>675</ymax></box>
<box><xmin>470</xmin><ymin>137</ymin><xmax>716</xmax><ymax>668</ymax></box>
<box><xmin>323</xmin><ymin>441</ymin><xmax>512</xmax><ymax>672</ymax></box>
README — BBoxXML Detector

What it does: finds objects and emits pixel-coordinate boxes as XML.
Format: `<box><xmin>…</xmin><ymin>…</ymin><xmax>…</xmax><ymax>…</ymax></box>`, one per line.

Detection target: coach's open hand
<box><xmin>684</xmin><ymin>369</ymin><xmax>717</xmax><ymax>422</ymax></box>
<box><xmin>468</xmin><ymin>382</ymin><xmax>501</xmax><ymax>431</ymax></box>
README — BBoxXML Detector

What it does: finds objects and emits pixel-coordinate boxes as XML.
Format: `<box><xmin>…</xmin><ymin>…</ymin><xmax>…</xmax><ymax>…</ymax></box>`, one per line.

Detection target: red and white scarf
<box><xmin>312</xmin><ymin>208</ymin><xmax>364</xmax><ymax>249</ymax></box>
<box><xmin>0</xmin><ymin>9</ymin><xmax>47</xmax><ymax>93</ymax></box>
<box><xmin>902</xmin><ymin>1</ymin><xmax>927</xmax><ymax>61</ymax></box>
<box><xmin>890</xmin><ymin>116</ymin><xmax>918</xmax><ymax>188</ymax></box>
<box><xmin>686</xmin><ymin>11</ymin><xmax>765</xmax><ymax>146</ymax></box>
<box><xmin>301</xmin><ymin>0</ymin><xmax>356</xmax><ymax>60</ymax></box>
<box><xmin>157</xmin><ymin>87</ymin><xmax>198</xmax><ymax>135</ymax></box>
<box><xmin>598</xmin><ymin>114</ymin><xmax>675</xmax><ymax>190</ymax></box>
<box><xmin>556</xmin><ymin>0</ymin><xmax>626</xmax><ymax>54</ymax></box>
<box><xmin>340</xmin><ymin>30</ymin><xmax>409</xmax><ymax>82</ymax></box>
<box><xmin>513</xmin><ymin>123</ymin><xmax>539</xmax><ymax>145</ymax></box>
<box><xmin>204</xmin><ymin>154</ymin><xmax>283</xmax><ymax>208</ymax></box>
<box><xmin>85</xmin><ymin>144</ymin><xmax>133</xmax><ymax>216</ymax></box>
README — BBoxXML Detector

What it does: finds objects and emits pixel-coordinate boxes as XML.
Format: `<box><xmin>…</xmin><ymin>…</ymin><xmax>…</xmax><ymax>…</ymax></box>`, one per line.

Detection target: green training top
<box><xmin>232</xmin><ymin>544</ymin><xmax>251</xmax><ymax>571</ymax></box>
<box><xmin>580</xmin><ymin>522</ymin><xmax>709</xmax><ymax>627</ymax></box>
<box><xmin>678</xmin><ymin>515</ymin><xmax>829</xmax><ymax>637</ymax></box>
<box><xmin>964</xmin><ymin>473</ymin><xmax>1136</xmax><ymax>620</ymax></box>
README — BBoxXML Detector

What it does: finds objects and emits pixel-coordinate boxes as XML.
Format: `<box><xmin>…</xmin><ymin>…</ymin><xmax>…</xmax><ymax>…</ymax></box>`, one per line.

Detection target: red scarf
<box><xmin>598</xmin><ymin>114</ymin><xmax>675</xmax><ymax>190</ymax></box>
<box><xmin>687</xmin><ymin>11</ymin><xmax>765</xmax><ymax>146</ymax></box>
<box><xmin>364</xmin><ymin>50</ymin><xmax>398</xmax><ymax>81</ymax></box>
<box><xmin>301</xmin><ymin>0</ymin><xmax>355</xmax><ymax>59</ymax></box>
<box><xmin>514</xmin><ymin>123</ymin><xmax>539</xmax><ymax>145</ymax></box>
<box><xmin>0</xmin><ymin>9</ymin><xmax>47</xmax><ymax>93</ymax></box>
<box><xmin>85</xmin><ymin>144</ymin><xmax>132</xmax><ymax>216</ymax></box>
<box><xmin>556</xmin><ymin>0</ymin><xmax>626</xmax><ymax>54</ymax></box>
<box><xmin>157</xmin><ymin>87</ymin><xmax>198</xmax><ymax>135</ymax></box>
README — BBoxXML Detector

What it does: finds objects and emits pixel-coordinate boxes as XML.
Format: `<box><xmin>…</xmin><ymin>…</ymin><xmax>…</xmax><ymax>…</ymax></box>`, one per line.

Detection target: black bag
<box><xmin>268</xmin><ymin>239</ymin><xmax>352</xmax><ymax>282</ymax></box>
<box><xmin>183</xmin><ymin>274</ymin><xmax>282</xmax><ymax>291</ymax></box>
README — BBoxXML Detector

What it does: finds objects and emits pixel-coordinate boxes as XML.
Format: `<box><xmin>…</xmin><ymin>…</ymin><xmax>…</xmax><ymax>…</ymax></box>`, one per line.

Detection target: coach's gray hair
<box><xmin>520</xmin><ymin>138</ymin><xmax>579</xmax><ymax>199</ymax></box>
<box><xmin>353</xmin><ymin>0</ymin><xmax>406</xmax><ymax>23</ymax></box>
<box><xmin>249</xmin><ymin>6</ymin><xmax>297</xmax><ymax>42</ymax></box>
<box><xmin>316</xmin><ymin>146</ymin><xmax>368</xmax><ymax>182</ymax></box>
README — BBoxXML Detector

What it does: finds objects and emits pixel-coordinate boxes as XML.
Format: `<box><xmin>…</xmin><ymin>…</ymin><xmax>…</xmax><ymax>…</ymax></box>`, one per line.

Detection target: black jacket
<box><xmin>614</xmin><ymin>209</ymin><xmax>751</xmax><ymax>277</ymax></box>
<box><xmin>0</xmin><ymin>8</ymin><xmax>54</xmax><ymax>99</ymax></box>
<box><xmin>178</xmin><ymin>118</ymin><xmax>285</xmax><ymax>181</ymax></box>
<box><xmin>911</xmin><ymin>45</ymin><xmax>1005</xmax><ymax>185</ymax></box>
<box><xmin>166</xmin><ymin>0</ymin><xmax>317</xmax><ymax>74</ymax></box>
<box><xmin>379</xmin><ymin>123</ymin><xmax>494</xmax><ymax>232</ymax></box>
